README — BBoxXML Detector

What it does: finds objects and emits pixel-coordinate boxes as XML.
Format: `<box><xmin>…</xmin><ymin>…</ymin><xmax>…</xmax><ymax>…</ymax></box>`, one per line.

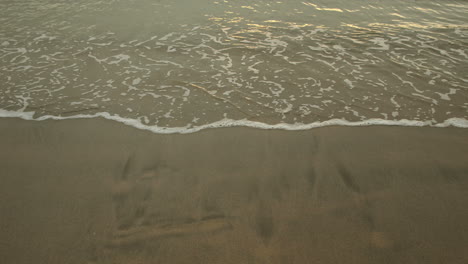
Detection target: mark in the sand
<box><xmin>362</xmin><ymin>205</ymin><xmax>375</xmax><ymax>229</ymax></box>
<box><xmin>112</xmin><ymin>181</ymin><xmax>131</xmax><ymax>210</ymax></box>
<box><xmin>436</xmin><ymin>164</ymin><xmax>467</xmax><ymax>183</ymax></box>
<box><xmin>120</xmin><ymin>154</ymin><xmax>135</xmax><ymax>181</ymax></box>
<box><xmin>337</xmin><ymin>163</ymin><xmax>361</xmax><ymax>194</ymax></box>
<box><xmin>255</xmin><ymin>201</ymin><xmax>274</xmax><ymax>244</ymax></box>
<box><xmin>112</xmin><ymin>159</ymin><xmax>133</xmax><ymax>228</ymax></box>
<box><xmin>336</xmin><ymin>162</ymin><xmax>377</xmax><ymax>233</ymax></box>
<box><xmin>107</xmin><ymin>217</ymin><xmax>232</xmax><ymax>247</ymax></box>
<box><xmin>112</xmin><ymin>155</ymin><xmax>160</xmax><ymax>230</ymax></box>
<box><xmin>112</xmin><ymin>155</ymin><xmax>135</xmax><ymax>230</ymax></box>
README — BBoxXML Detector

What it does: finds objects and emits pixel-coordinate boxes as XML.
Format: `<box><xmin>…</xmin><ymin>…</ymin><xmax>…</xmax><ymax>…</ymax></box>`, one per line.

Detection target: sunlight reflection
<box><xmin>302</xmin><ymin>2</ymin><xmax>344</xmax><ymax>12</ymax></box>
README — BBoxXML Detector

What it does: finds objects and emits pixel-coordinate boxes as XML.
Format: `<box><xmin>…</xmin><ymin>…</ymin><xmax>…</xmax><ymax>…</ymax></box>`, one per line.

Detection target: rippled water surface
<box><xmin>1</xmin><ymin>0</ymin><xmax>467</xmax><ymax>131</ymax></box>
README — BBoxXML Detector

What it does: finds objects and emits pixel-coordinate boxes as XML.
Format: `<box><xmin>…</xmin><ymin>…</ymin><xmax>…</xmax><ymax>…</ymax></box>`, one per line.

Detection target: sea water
<box><xmin>1</xmin><ymin>0</ymin><xmax>467</xmax><ymax>133</ymax></box>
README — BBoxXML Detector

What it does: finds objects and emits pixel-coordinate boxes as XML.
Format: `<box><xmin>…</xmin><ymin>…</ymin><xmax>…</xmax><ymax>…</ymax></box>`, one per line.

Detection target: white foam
<box><xmin>132</xmin><ymin>78</ymin><xmax>142</xmax><ymax>86</ymax></box>
<box><xmin>368</xmin><ymin>37</ymin><xmax>389</xmax><ymax>50</ymax></box>
<box><xmin>1</xmin><ymin>109</ymin><xmax>467</xmax><ymax>134</ymax></box>
<box><xmin>0</xmin><ymin>110</ymin><xmax>35</xmax><ymax>119</ymax></box>
<box><xmin>344</xmin><ymin>79</ymin><xmax>354</xmax><ymax>89</ymax></box>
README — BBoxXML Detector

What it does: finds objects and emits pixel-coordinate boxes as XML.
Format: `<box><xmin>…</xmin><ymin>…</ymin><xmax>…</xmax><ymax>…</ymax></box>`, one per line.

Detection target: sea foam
<box><xmin>1</xmin><ymin>109</ymin><xmax>467</xmax><ymax>134</ymax></box>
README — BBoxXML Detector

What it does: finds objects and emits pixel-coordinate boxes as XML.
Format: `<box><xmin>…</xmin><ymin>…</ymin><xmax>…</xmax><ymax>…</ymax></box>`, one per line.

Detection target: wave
<box><xmin>1</xmin><ymin>109</ymin><xmax>467</xmax><ymax>134</ymax></box>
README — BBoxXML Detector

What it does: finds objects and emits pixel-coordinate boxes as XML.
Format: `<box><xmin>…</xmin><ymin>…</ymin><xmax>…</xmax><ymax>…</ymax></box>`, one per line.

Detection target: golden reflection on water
<box><xmin>302</xmin><ymin>2</ymin><xmax>344</xmax><ymax>12</ymax></box>
<box><xmin>390</xmin><ymin>13</ymin><xmax>406</xmax><ymax>18</ymax></box>
<box><xmin>317</xmin><ymin>8</ymin><xmax>343</xmax><ymax>12</ymax></box>
<box><xmin>240</xmin><ymin>6</ymin><xmax>255</xmax><ymax>10</ymax></box>
<box><xmin>343</xmin><ymin>20</ymin><xmax>465</xmax><ymax>32</ymax></box>
<box><xmin>369</xmin><ymin>22</ymin><xmax>464</xmax><ymax>30</ymax></box>
<box><xmin>413</xmin><ymin>7</ymin><xmax>440</xmax><ymax>14</ymax></box>
<box><xmin>209</xmin><ymin>15</ymin><xmax>315</xmax><ymax>31</ymax></box>
<box><xmin>208</xmin><ymin>16</ymin><xmax>245</xmax><ymax>24</ymax></box>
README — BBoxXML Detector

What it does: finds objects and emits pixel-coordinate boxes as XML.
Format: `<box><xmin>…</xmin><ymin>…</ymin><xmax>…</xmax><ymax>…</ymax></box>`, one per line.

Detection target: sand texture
<box><xmin>1</xmin><ymin>118</ymin><xmax>468</xmax><ymax>264</ymax></box>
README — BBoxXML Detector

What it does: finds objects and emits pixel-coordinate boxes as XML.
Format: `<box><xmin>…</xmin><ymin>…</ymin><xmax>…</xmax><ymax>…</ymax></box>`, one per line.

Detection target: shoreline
<box><xmin>1</xmin><ymin>110</ymin><xmax>468</xmax><ymax>134</ymax></box>
<box><xmin>1</xmin><ymin>117</ymin><xmax>468</xmax><ymax>263</ymax></box>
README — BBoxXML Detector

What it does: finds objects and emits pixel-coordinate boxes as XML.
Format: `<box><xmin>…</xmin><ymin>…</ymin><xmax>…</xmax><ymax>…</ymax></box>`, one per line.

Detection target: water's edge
<box><xmin>1</xmin><ymin>109</ymin><xmax>467</xmax><ymax>134</ymax></box>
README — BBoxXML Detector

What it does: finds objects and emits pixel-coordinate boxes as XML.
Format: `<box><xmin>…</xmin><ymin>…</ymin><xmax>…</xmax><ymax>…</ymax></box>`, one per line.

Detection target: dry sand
<box><xmin>1</xmin><ymin>118</ymin><xmax>467</xmax><ymax>264</ymax></box>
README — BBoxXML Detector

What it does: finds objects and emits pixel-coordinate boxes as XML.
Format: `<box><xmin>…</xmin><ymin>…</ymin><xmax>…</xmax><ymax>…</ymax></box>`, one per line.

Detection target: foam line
<box><xmin>1</xmin><ymin>109</ymin><xmax>467</xmax><ymax>134</ymax></box>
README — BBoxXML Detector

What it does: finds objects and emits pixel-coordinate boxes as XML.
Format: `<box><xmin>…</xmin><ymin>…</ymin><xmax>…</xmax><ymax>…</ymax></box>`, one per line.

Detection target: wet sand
<box><xmin>1</xmin><ymin>118</ymin><xmax>467</xmax><ymax>264</ymax></box>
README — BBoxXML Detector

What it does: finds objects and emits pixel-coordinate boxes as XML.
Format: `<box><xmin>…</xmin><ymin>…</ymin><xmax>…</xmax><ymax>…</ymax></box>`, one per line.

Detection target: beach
<box><xmin>1</xmin><ymin>0</ymin><xmax>468</xmax><ymax>262</ymax></box>
<box><xmin>1</xmin><ymin>118</ymin><xmax>467</xmax><ymax>264</ymax></box>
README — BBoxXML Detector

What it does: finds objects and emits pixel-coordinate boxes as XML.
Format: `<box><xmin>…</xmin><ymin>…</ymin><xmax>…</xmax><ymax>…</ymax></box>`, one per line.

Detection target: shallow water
<box><xmin>1</xmin><ymin>0</ymin><xmax>467</xmax><ymax>132</ymax></box>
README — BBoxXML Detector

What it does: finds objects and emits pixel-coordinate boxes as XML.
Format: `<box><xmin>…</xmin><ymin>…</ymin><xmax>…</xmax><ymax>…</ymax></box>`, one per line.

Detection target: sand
<box><xmin>0</xmin><ymin>118</ymin><xmax>467</xmax><ymax>264</ymax></box>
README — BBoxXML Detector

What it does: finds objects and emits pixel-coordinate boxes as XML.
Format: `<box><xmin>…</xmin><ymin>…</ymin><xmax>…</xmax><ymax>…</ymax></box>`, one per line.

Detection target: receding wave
<box><xmin>1</xmin><ymin>0</ymin><xmax>467</xmax><ymax>133</ymax></box>
<box><xmin>1</xmin><ymin>110</ymin><xmax>467</xmax><ymax>134</ymax></box>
